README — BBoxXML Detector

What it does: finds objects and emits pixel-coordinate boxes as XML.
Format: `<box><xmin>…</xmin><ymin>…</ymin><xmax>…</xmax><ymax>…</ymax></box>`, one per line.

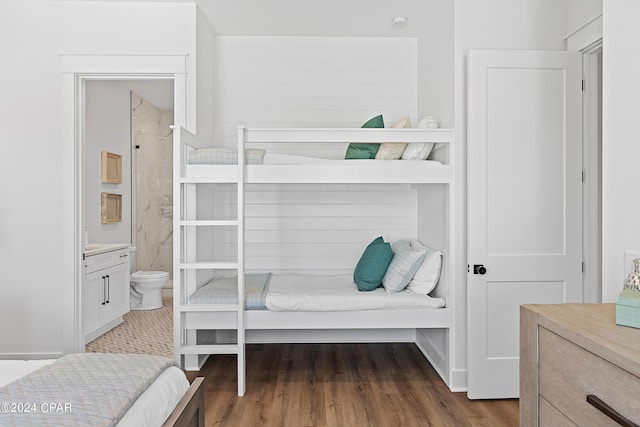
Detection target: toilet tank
<box><xmin>129</xmin><ymin>246</ymin><xmax>137</xmax><ymax>273</ymax></box>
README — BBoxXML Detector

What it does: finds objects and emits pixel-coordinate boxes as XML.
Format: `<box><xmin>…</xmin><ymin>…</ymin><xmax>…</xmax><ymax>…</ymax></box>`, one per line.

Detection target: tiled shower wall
<box><xmin>130</xmin><ymin>93</ymin><xmax>174</xmax><ymax>285</ymax></box>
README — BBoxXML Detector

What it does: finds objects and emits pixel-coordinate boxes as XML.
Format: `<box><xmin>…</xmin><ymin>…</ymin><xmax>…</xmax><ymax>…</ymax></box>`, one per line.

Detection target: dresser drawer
<box><xmin>539</xmin><ymin>397</ymin><xmax>576</xmax><ymax>427</ymax></box>
<box><xmin>539</xmin><ymin>327</ymin><xmax>640</xmax><ymax>426</ymax></box>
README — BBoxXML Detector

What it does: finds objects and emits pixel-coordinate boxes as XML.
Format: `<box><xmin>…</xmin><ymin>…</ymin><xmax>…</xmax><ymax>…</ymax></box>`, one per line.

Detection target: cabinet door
<box><xmin>83</xmin><ymin>271</ymin><xmax>104</xmax><ymax>335</ymax></box>
<box><xmin>101</xmin><ymin>262</ymin><xmax>130</xmax><ymax>320</ymax></box>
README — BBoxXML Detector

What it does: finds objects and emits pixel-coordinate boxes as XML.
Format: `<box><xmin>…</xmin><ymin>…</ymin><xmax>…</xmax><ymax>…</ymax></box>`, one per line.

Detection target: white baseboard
<box><xmin>0</xmin><ymin>352</ymin><xmax>64</xmax><ymax>360</ymax></box>
<box><xmin>448</xmin><ymin>368</ymin><xmax>468</xmax><ymax>392</ymax></box>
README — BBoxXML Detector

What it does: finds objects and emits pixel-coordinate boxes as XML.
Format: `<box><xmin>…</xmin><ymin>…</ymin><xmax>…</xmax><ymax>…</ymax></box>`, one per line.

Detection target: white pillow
<box><xmin>382</xmin><ymin>240</ymin><xmax>426</xmax><ymax>292</ymax></box>
<box><xmin>406</xmin><ymin>240</ymin><xmax>443</xmax><ymax>294</ymax></box>
<box><xmin>401</xmin><ymin>116</ymin><xmax>436</xmax><ymax>160</ymax></box>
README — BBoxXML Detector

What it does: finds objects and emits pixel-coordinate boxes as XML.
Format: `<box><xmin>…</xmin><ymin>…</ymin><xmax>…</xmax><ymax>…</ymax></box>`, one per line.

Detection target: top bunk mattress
<box><xmin>177</xmin><ymin>126</ymin><xmax>454</xmax><ymax>184</ymax></box>
<box><xmin>187</xmin><ymin>149</ymin><xmax>443</xmax><ymax>166</ymax></box>
<box><xmin>184</xmin><ymin>150</ymin><xmax>451</xmax><ymax>184</ymax></box>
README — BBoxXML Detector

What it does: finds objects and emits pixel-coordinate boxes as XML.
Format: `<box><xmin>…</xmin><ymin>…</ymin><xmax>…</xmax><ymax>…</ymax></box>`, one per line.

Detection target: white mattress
<box><xmin>265</xmin><ymin>273</ymin><xmax>446</xmax><ymax>311</ymax></box>
<box><xmin>189</xmin><ymin>149</ymin><xmax>442</xmax><ymax>166</ymax></box>
<box><xmin>0</xmin><ymin>359</ymin><xmax>189</xmax><ymax>426</ymax></box>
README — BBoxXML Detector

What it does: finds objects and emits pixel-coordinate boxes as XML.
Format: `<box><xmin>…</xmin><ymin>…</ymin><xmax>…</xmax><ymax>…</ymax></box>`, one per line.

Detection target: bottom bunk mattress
<box><xmin>189</xmin><ymin>273</ymin><xmax>446</xmax><ymax>311</ymax></box>
<box><xmin>0</xmin><ymin>353</ymin><xmax>189</xmax><ymax>426</ymax></box>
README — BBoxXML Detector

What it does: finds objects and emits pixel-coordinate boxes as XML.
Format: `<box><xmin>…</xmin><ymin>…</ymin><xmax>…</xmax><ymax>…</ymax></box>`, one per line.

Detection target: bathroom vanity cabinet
<box><xmin>83</xmin><ymin>245</ymin><xmax>130</xmax><ymax>343</ymax></box>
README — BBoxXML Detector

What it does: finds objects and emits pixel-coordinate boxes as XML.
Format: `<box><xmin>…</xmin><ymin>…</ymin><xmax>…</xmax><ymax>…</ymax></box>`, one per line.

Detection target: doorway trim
<box><xmin>581</xmin><ymin>39</ymin><xmax>603</xmax><ymax>303</ymax></box>
<box><xmin>62</xmin><ymin>53</ymin><xmax>188</xmax><ymax>353</ymax></box>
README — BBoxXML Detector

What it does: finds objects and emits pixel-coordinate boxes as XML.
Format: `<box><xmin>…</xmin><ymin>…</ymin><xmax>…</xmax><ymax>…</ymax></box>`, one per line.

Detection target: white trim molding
<box><xmin>564</xmin><ymin>13</ymin><xmax>603</xmax><ymax>52</ymax></box>
<box><xmin>61</xmin><ymin>53</ymin><xmax>188</xmax><ymax>74</ymax></box>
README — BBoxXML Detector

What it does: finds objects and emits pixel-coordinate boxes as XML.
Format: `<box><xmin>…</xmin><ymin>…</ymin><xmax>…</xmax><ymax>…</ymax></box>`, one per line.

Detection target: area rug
<box><xmin>85</xmin><ymin>297</ymin><xmax>173</xmax><ymax>359</ymax></box>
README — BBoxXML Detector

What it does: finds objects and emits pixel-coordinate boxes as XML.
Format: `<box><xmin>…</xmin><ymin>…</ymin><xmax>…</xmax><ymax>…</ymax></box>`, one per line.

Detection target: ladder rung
<box><xmin>179</xmin><ymin>344</ymin><xmax>239</xmax><ymax>355</ymax></box>
<box><xmin>179</xmin><ymin>262</ymin><xmax>239</xmax><ymax>270</ymax></box>
<box><xmin>180</xmin><ymin>177</ymin><xmax>238</xmax><ymax>184</ymax></box>
<box><xmin>178</xmin><ymin>304</ymin><xmax>240</xmax><ymax>312</ymax></box>
<box><xmin>180</xmin><ymin>220</ymin><xmax>238</xmax><ymax>227</ymax></box>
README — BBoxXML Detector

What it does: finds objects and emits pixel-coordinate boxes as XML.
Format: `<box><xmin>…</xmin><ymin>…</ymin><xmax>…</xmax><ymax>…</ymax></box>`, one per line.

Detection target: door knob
<box><xmin>473</xmin><ymin>264</ymin><xmax>487</xmax><ymax>275</ymax></box>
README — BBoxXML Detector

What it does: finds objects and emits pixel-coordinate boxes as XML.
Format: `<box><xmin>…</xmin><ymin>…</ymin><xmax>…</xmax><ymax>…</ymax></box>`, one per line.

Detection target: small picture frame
<box><xmin>101</xmin><ymin>151</ymin><xmax>122</xmax><ymax>184</ymax></box>
<box><xmin>101</xmin><ymin>193</ymin><xmax>122</xmax><ymax>224</ymax></box>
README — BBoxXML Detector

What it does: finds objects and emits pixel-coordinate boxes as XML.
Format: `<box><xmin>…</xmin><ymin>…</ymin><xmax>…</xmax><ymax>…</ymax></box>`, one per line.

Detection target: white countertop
<box><xmin>84</xmin><ymin>243</ymin><xmax>130</xmax><ymax>257</ymax></box>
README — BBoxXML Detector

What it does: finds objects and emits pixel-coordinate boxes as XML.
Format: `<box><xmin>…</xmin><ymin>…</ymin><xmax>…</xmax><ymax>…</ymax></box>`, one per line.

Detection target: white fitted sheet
<box><xmin>188</xmin><ymin>149</ymin><xmax>442</xmax><ymax>166</ymax></box>
<box><xmin>265</xmin><ymin>273</ymin><xmax>446</xmax><ymax>311</ymax></box>
<box><xmin>0</xmin><ymin>359</ymin><xmax>189</xmax><ymax>426</ymax></box>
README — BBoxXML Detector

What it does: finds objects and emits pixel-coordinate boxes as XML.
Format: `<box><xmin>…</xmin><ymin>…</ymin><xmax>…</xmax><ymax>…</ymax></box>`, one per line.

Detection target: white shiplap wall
<box><xmin>206</xmin><ymin>36</ymin><xmax>424</xmax><ymax>276</ymax></box>
<box><xmin>194</xmin><ymin>184</ymin><xmax>418</xmax><ymax>275</ymax></box>
<box><xmin>213</xmin><ymin>36</ymin><xmax>418</xmax><ymax>149</ymax></box>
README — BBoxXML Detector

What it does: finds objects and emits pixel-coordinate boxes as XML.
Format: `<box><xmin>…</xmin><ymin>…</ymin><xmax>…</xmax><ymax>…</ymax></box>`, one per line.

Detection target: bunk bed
<box><xmin>173</xmin><ymin>125</ymin><xmax>455</xmax><ymax>396</ymax></box>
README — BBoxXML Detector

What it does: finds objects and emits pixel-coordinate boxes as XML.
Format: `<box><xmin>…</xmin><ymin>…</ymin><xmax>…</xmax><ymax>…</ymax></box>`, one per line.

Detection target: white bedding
<box><xmin>0</xmin><ymin>359</ymin><xmax>189</xmax><ymax>426</ymax></box>
<box><xmin>265</xmin><ymin>273</ymin><xmax>446</xmax><ymax>311</ymax></box>
<box><xmin>188</xmin><ymin>148</ymin><xmax>443</xmax><ymax>166</ymax></box>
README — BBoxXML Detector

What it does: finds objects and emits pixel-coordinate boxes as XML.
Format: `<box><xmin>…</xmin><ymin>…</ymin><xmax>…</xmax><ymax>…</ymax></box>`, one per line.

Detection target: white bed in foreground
<box><xmin>0</xmin><ymin>356</ymin><xmax>204</xmax><ymax>427</ymax></box>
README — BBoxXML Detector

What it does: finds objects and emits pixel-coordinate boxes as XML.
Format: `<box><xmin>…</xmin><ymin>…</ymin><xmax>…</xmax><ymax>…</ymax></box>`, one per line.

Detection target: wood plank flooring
<box><xmin>188</xmin><ymin>343</ymin><xmax>518</xmax><ymax>427</ymax></box>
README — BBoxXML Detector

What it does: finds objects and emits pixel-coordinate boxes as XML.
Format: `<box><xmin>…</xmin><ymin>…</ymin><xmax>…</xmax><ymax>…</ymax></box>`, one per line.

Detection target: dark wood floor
<box><xmin>187</xmin><ymin>343</ymin><xmax>519</xmax><ymax>427</ymax></box>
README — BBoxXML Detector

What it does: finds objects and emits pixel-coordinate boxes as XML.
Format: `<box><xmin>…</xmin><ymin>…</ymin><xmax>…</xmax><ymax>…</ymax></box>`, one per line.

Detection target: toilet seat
<box><xmin>131</xmin><ymin>270</ymin><xmax>170</xmax><ymax>281</ymax></box>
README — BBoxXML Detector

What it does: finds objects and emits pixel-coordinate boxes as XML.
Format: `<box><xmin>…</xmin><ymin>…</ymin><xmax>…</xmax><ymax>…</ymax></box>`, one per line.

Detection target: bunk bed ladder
<box><xmin>174</xmin><ymin>126</ymin><xmax>246</xmax><ymax>397</ymax></box>
<box><xmin>235</xmin><ymin>127</ymin><xmax>246</xmax><ymax>397</ymax></box>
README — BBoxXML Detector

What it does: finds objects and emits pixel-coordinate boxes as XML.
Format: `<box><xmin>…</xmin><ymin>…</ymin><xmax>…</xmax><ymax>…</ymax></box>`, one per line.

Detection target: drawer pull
<box><xmin>587</xmin><ymin>394</ymin><xmax>639</xmax><ymax>427</ymax></box>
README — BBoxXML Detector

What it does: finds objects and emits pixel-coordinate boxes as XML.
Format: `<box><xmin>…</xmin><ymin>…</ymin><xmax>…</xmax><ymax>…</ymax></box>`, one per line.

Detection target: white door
<box><xmin>467</xmin><ymin>50</ymin><xmax>583</xmax><ymax>399</ymax></box>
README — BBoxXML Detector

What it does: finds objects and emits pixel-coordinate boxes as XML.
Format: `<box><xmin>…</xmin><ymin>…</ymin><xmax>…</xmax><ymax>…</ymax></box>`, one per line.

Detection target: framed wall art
<box><xmin>101</xmin><ymin>192</ymin><xmax>122</xmax><ymax>224</ymax></box>
<box><xmin>101</xmin><ymin>151</ymin><xmax>122</xmax><ymax>184</ymax></box>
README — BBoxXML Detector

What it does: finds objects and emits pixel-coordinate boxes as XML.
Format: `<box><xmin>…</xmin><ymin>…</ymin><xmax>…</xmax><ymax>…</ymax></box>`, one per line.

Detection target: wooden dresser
<box><xmin>520</xmin><ymin>304</ymin><xmax>640</xmax><ymax>427</ymax></box>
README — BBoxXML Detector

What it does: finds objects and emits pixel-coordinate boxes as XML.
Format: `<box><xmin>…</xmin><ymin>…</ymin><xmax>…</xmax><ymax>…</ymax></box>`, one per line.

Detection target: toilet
<box><xmin>129</xmin><ymin>246</ymin><xmax>169</xmax><ymax>310</ymax></box>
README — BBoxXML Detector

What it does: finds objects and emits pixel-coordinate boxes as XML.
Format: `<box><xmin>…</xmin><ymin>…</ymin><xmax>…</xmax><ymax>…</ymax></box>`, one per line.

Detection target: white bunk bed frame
<box><xmin>173</xmin><ymin>126</ymin><xmax>455</xmax><ymax>396</ymax></box>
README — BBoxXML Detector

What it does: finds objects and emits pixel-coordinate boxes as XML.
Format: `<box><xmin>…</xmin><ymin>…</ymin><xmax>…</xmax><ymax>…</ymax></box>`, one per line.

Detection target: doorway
<box><xmin>62</xmin><ymin>53</ymin><xmax>187</xmax><ymax>352</ymax></box>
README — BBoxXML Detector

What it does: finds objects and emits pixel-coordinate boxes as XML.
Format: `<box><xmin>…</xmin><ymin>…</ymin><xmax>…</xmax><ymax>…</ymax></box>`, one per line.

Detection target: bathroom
<box><xmin>83</xmin><ymin>79</ymin><xmax>175</xmax><ymax>315</ymax></box>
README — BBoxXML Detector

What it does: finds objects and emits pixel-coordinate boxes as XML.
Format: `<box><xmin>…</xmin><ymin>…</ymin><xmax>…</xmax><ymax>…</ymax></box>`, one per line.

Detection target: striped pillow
<box><xmin>382</xmin><ymin>240</ymin><xmax>426</xmax><ymax>292</ymax></box>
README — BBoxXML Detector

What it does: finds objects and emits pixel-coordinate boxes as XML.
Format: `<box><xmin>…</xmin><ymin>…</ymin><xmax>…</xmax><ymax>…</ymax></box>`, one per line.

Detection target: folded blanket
<box><xmin>189</xmin><ymin>273</ymin><xmax>272</xmax><ymax>309</ymax></box>
<box><xmin>0</xmin><ymin>353</ymin><xmax>173</xmax><ymax>427</ymax></box>
<box><xmin>187</xmin><ymin>148</ymin><xmax>266</xmax><ymax>165</ymax></box>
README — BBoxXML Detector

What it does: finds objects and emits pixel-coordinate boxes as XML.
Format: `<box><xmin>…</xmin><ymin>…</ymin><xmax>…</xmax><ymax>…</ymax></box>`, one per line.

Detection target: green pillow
<box><xmin>353</xmin><ymin>236</ymin><xmax>394</xmax><ymax>291</ymax></box>
<box><xmin>345</xmin><ymin>115</ymin><xmax>384</xmax><ymax>159</ymax></box>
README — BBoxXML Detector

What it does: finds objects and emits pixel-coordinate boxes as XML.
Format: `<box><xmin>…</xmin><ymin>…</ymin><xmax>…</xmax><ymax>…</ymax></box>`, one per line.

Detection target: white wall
<box><xmin>0</xmin><ymin>0</ymin><xmax>198</xmax><ymax>357</ymax></box>
<box><xmin>196</xmin><ymin>6</ymin><xmax>216</xmax><ymax>142</ymax></box>
<box><xmin>85</xmin><ymin>81</ymin><xmax>132</xmax><ymax>244</ymax></box>
<box><xmin>200</xmin><ymin>0</ymin><xmax>454</xmax><ymax>128</ymax></box>
<box><xmin>601</xmin><ymin>0</ymin><xmax>640</xmax><ymax>302</ymax></box>
<box><xmin>213</xmin><ymin>36</ymin><xmax>418</xmax><ymax>150</ymax></box>
<box><xmin>566</xmin><ymin>0</ymin><xmax>602</xmax><ymax>33</ymax></box>
<box><xmin>453</xmin><ymin>0</ymin><xmax>567</xmax><ymax>389</ymax></box>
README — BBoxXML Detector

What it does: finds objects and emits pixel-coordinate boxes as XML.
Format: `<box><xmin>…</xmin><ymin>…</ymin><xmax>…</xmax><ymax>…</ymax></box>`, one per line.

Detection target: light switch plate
<box><xmin>624</xmin><ymin>250</ymin><xmax>640</xmax><ymax>276</ymax></box>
